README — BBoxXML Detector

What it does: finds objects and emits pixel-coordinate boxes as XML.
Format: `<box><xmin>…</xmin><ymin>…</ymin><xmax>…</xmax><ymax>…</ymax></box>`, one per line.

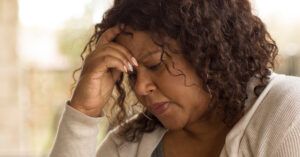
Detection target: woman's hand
<box><xmin>69</xmin><ymin>25</ymin><xmax>138</xmax><ymax>117</ymax></box>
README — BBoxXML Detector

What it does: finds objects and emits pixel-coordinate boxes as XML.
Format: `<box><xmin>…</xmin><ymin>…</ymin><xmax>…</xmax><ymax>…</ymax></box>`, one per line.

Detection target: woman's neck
<box><xmin>163</xmin><ymin>109</ymin><xmax>232</xmax><ymax>157</ymax></box>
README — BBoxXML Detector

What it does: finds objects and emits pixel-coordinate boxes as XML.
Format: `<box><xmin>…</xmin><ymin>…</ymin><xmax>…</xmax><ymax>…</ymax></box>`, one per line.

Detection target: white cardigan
<box><xmin>49</xmin><ymin>73</ymin><xmax>300</xmax><ymax>157</ymax></box>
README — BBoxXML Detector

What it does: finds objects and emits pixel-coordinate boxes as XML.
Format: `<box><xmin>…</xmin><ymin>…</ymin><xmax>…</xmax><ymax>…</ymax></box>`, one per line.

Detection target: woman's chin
<box><xmin>155</xmin><ymin>105</ymin><xmax>186</xmax><ymax>130</ymax></box>
<box><xmin>161</xmin><ymin>120</ymin><xmax>185</xmax><ymax>130</ymax></box>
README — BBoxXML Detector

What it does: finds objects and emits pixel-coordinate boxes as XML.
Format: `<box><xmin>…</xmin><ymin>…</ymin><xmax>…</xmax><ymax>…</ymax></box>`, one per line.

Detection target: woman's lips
<box><xmin>150</xmin><ymin>102</ymin><xmax>169</xmax><ymax>115</ymax></box>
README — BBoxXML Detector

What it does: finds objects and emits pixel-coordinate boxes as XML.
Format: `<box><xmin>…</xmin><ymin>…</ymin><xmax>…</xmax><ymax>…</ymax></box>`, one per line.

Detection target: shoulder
<box><xmin>269</xmin><ymin>73</ymin><xmax>300</xmax><ymax>96</ymax></box>
<box><xmin>247</xmin><ymin>73</ymin><xmax>300</xmax><ymax>126</ymax></box>
<box><xmin>257</xmin><ymin>73</ymin><xmax>300</xmax><ymax>123</ymax></box>
<box><xmin>262</xmin><ymin>73</ymin><xmax>300</xmax><ymax>115</ymax></box>
<box><xmin>250</xmin><ymin>74</ymin><xmax>300</xmax><ymax>149</ymax></box>
<box><xmin>238</xmin><ymin>73</ymin><xmax>300</xmax><ymax>156</ymax></box>
<box><xmin>263</xmin><ymin>74</ymin><xmax>300</xmax><ymax>156</ymax></box>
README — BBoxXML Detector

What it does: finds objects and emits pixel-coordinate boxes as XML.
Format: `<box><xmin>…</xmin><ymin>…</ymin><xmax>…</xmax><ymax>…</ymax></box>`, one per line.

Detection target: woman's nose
<box><xmin>134</xmin><ymin>70</ymin><xmax>157</xmax><ymax>96</ymax></box>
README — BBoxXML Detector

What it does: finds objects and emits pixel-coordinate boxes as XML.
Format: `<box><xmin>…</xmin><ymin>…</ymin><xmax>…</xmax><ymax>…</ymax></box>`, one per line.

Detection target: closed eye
<box><xmin>127</xmin><ymin>62</ymin><xmax>162</xmax><ymax>84</ymax></box>
<box><xmin>146</xmin><ymin>62</ymin><xmax>162</xmax><ymax>71</ymax></box>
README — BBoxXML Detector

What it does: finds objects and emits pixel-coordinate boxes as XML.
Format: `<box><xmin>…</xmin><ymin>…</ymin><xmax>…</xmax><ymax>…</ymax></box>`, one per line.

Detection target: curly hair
<box><xmin>73</xmin><ymin>0</ymin><xmax>278</xmax><ymax>142</ymax></box>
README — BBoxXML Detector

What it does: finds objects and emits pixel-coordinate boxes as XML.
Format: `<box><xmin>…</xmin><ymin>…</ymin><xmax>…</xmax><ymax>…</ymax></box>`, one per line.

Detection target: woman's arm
<box><xmin>49</xmin><ymin>104</ymin><xmax>102</xmax><ymax>157</ymax></box>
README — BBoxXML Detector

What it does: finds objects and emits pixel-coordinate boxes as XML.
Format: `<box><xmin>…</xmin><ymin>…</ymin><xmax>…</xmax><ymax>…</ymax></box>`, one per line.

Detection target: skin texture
<box><xmin>115</xmin><ymin>27</ymin><xmax>212</xmax><ymax>130</ymax></box>
<box><xmin>115</xmin><ymin>27</ymin><xmax>230</xmax><ymax>157</ymax></box>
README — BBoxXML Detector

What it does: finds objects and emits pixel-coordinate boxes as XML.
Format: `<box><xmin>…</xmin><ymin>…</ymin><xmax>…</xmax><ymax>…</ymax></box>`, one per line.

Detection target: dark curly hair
<box><xmin>73</xmin><ymin>0</ymin><xmax>278</xmax><ymax>142</ymax></box>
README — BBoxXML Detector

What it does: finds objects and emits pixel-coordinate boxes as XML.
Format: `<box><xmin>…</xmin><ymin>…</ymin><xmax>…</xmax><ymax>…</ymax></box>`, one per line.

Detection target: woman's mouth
<box><xmin>150</xmin><ymin>102</ymin><xmax>169</xmax><ymax>115</ymax></box>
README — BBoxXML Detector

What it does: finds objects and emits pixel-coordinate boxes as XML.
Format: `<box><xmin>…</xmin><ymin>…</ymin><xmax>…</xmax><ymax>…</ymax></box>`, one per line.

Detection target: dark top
<box><xmin>151</xmin><ymin>139</ymin><xmax>164</xmax><ymax>157</ymax></box>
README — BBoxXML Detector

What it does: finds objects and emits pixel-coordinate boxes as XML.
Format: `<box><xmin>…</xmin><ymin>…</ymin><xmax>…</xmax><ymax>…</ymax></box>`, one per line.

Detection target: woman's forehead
<box><xmin>115</xmin><ymin>29</ymin><xmax>162</xmax><ymax>61</ymax></box>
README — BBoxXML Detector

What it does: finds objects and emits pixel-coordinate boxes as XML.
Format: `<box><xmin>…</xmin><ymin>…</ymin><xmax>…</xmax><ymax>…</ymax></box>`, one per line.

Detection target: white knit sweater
<box><xmin>49</xmin><ymin>73</ymin><xmax>300</xmax><ymax>157</ymax></box>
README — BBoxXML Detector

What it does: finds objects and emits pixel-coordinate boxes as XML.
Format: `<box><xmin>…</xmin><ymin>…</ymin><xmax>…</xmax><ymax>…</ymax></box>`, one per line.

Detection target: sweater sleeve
<box><xmin>49</xmin><ymin>104</ymin><xmax>103</xmax><ymax>157</ymax></box>
<box><xmin>273</xmin><ymin>116</ymin><xmax>300</xmax><ymax>157</ymax></box>
<box><xmin>96</xmin><ymin>132</ymin><xmax>120</xmax><ymax>157</ymax></box>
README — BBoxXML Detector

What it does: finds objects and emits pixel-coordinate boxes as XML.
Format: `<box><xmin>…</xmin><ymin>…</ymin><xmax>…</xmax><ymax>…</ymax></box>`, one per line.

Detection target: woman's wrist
<box><xmin>66</xmin><ymin>100</ymin><xmax>103</xmax><ymax>117</ymax></box>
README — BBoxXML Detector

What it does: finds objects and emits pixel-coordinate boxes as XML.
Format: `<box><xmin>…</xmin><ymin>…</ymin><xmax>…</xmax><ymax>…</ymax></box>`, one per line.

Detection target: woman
<box><xmin>50</xmin><ymin>0</ymin><xmax>300</xmax><ymax>156</ymax></box>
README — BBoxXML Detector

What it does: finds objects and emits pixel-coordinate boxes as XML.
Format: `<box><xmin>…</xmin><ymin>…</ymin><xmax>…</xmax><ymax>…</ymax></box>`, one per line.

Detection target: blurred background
<box><xmin>0</xmin><ymin>0</ymin><xmax>300</xmax><ymax>156</ymax></box>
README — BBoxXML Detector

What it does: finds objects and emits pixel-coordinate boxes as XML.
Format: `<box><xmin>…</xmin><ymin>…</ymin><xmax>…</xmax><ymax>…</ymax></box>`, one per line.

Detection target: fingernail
<box><xmin>123</xmin><ymin>65</ymin><xmax>128</xmax><ymax>73</ymax></box>
<box><xmin>131</xmin><ymin>57</ymin><xmax>138</xmax><ymax>66</ymax></box>
<box><xmin>128</xmin><ymin>62</ymin><xmax>133</xmax><ymax>72</ymax></box>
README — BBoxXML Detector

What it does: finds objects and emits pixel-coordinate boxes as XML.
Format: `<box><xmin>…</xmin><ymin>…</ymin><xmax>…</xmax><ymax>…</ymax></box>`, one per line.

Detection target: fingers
<box><xmin>102</xmin><ymin>56</ymin><xmax>128</xmax><ymax>73</ymax></box>
<box><xmin>106</xmin><ymin>53</ymin><xmax>132</xmax><ymax>72</ymax></box>
<box><xmin>84</xmin><ymin>55</ymin><xmax>127</xmax><ymax>78</ymax></box>
<box><xmin>108</xmin><ymin>43</ymin><xmax>139</xmax><ymax>67</ymax></box>
<box><xmin>98</xmin><ymin>24</ymin><xmax>124</xmax><ymax>45</ymax></box>
<box><xmin>87</xmin><ymin>45</ymin><xmax>136</xmax><ymax>73</ymax></box>
<box><xmin>96</xmin><ymin>24</ymin><xmax>138</xmax><ymax>67</ymax></box>
<box><xmin>83</xmin><ymin>24</ymin><xmax>139</xmax><ymax>79</ymax></box>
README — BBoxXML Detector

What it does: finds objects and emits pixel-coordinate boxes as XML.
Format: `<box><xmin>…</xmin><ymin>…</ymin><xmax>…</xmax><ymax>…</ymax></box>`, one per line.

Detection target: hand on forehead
<box><xmin>115</xmin><ymin>27</ymin><xmax>163</xmax><ymax>62</ymax></box>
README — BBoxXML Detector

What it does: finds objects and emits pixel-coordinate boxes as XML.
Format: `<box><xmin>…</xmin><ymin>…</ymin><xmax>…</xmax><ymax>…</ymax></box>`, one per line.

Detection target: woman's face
<box><xmin>115</xmin><ymin>27</ymin><xmax>211</xmax><ymax>130</ymax></box>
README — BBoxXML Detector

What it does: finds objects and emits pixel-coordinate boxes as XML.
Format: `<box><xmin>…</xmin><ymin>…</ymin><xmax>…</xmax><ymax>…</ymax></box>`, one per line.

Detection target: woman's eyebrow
<box><xmin>120</xmin><ymin>31</ymin><xmax>133</xmax><ymax>37</ymax></box>
<box><xmin>138</xmin><ymin>50</ymin><xmax>162</xmax><ymax>62</ymax></box>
